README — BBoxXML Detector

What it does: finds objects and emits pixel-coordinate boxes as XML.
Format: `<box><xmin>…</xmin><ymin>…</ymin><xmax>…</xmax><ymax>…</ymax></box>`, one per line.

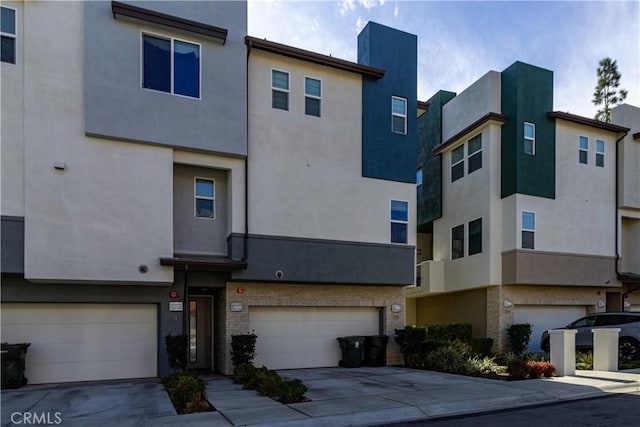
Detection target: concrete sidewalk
<box><xmin>2</xmin><ymin>367</ymin><xmax>639</xmax><ymax>426</ymax></box>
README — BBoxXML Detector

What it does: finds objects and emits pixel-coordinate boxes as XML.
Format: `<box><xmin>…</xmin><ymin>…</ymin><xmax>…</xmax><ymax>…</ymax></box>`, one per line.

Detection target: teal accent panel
<box><xmin>501</xmin><ymin>61</ymin><xmax>555</xmax><ymax>199</ymax></box>
<box><xmin>417</xmin><ymin>91</ymin><xmax>456</xmax><ymax>231</ymax></box>
<box><xmin>358</xmin><ymin>22</ymin><xmax>417</xmax><ymax>183</ymax></box>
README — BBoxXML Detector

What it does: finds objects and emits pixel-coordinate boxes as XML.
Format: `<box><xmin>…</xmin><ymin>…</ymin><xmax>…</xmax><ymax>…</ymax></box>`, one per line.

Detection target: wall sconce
<box><xmin>503</xmin><ymin>300</ymin><xmax>513</xmax><ymax>308</ymax></box>
<box><xmin>391</xmin><ymin>304</ymin><xmax>402</xmax><ymax>313</ymax></box>
<box><xmin>597</xmin><ymin>300</ymin><xmax>605</xmax><ymax>308</ymax></box>
<box><xmin>53</xmin><ymin>161</ymin><xmax>66</xmax><ymax>170</ymax></box>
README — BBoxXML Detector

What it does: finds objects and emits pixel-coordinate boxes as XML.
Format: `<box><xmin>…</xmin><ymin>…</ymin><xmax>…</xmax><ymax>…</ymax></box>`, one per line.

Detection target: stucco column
<box><xmin>592</xmin><ymin>328</ymin><xmax>620</xmax><ymax>372</ymax></box>
<box><xmin>550</xmin><ymin>329</ymin><xmax>577</xmax><ymax>376</ymax></box>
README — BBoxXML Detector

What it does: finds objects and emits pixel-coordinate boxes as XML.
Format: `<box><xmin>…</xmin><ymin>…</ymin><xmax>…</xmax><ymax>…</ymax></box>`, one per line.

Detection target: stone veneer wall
<box><xmin>220</xmin><ymin>283</ymin><xmax>405</xmax><ymax>374</ymax></box>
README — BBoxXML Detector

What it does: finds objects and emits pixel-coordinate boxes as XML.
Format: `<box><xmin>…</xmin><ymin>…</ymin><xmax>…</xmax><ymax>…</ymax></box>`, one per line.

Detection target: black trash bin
<box><xmin>364</xmin><ymin>335</ymin><xmax>389</xmax><ymax>367</ymax></box>
<box><xmin>337</xmin><ymin>336</ymin><xmax>365</xmax><ymax>368</ymax></box>
<box><xmin>1</xmin><ymin>343</ymin><xmax>31</xmax><ymax>389</ymax></box>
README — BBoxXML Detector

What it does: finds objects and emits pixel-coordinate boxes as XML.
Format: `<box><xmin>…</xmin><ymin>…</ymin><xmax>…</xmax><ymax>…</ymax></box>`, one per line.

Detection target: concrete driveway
<box><xmin>2</xmin><ymin>367</ymin><xmax>639</xmax><ymax>426</ymax></box>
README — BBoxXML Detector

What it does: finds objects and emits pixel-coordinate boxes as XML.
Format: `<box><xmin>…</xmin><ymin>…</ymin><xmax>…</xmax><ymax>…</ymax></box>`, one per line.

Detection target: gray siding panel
<box><xmin>1</xmin><ymin>216</ymin><xmax>24</xmax><ymax>274</ymax></box>
<box><xmin>84</xmin><ymin>1</ymin><xmax>247</xmax><ymax>155</ymax></box>
<box><xmin>231</xmin><ymin>234</ymin><xmax>414</xmax><ymax>285</ymax></box>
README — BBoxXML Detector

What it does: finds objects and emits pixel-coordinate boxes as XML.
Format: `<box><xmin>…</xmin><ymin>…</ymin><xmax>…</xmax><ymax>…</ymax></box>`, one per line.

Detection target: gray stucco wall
<box><xmin>1</xmin><ymin>216</ymin><xmax>24</xmax><ymax>274</ymax></box>
<box><xmin>174</xmin><ymin>165</ymin><xmax>228</xmax><ymax>255</ymax></box>
<box><xmin>84</xmin><ymin>1</ymin><xmax>247</xmax><ymax>156</ymax></box>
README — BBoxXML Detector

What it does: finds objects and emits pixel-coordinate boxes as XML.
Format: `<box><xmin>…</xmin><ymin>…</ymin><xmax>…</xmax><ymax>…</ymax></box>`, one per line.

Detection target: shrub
<box><xmin>231</xmin><ymin>333</ymin><xmax>257</xmax><ymax>369</ymax></box>
<box><xmin>256</xmin><ymin>369</ymin><xmax>283</xmax><ymax>397</ymax></box>
<box><xmin>162</xmin><ymin>373</ymin><xmax>208</xmax><ymax>414</ymax></box>
<box><xmin>526</xmin><ymin>360</ymin><xmax>546</xmax><ymax>378</ymax></box>
<box><xmin>233</xmin><ymin>363</ymin><xmax>257</xmax><ymax>384</ymax></box>
<box><xmin>424</xmin><ymin>342</ymin><xmax>468</xmax><ymax>374</ymax></box>
<box><xmin>427</xmin><ymin>323</ymin><xmax>472</xmax><ymax>345</ymax></box>
<box><xmin>242</xmin><ymin>366</ymin><xmax>270</xmax><ymax>391</ymax></box>
<box><xmin>541</xmin><ymin>362</ymin><xmax>556</xmax><ymax>377</ymax></box>
<box><xmin>471</xmin><ymin>338</ymin><xmax>494</xmax><ymax>357</ymax></box>
<box><xmin>506</xmin><ymin>323</ymin><xmax>532</xmax><ymax>355</ymax></box>
<box><xmin>576</xmin><ymin>352</ymin><xmax>593</xmax><ymax>370</ymax></box>
<box><xmin>394</xmin><ymin>326</ymin><xmax>427</xmax><ymax>366</ymax></box>
<box><xmin>465</xmin><ymin>355</ymin><xmax>503</xmax><ymax>378</ymax></box>
<box><xmin>506</xmin><ymin>360</ymin><xmax>529</xmax><ymax>380</ymax></box>
<box><xmin>277</xmin><ymin>379</ymin><xmax>308</xmax><ymax>404</ymax></box>
<box><xmin>165</xmin><ymin>334</ymin><xmax>188</xmax><ymax>373</ymax></box>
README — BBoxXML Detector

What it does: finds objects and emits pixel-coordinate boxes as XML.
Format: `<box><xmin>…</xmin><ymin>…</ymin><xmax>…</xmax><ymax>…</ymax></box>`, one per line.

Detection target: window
<box><xmin>579</xmin><ymin>136</ymin><xmax>588</xmax><ymax>164</ymax></box>
<box><xmin>468</xmin><ymin>218</ymin><xmax>482</xmax><ymax>255</ymax></box>
<box><xmin>596</xmin><ymin>140</ymin><xmax>605</xmax><ymax>167</ymax></box>
<box><xmin>521</xmin><ymin>211</ymin><xmax>535</xmax><ymax>249</ymax></box>
<box><xmin>272</xmin><ymin>70</ymin><xmax>289</xmax><ymax>110</ymax></box>
<box><xmin>451</xmin><ymin>145</ymin><xmax>464</xmax><ymax>182</ymax></box>
<box><xmin>143</xmin><ymin>34</ymin><xmax>200</xmax><ymax>98</ymax></box>
<box><xmin>416</xmin><ymin>169</ymin><xmax>423</xmax><ymax>187</ymax></box>
<box><xmin>451</xmin><ymin>224</ymin><xmax>464</xmax><ymax>260</ymax></box>
<box><xmin>392</xmin><ymin>96</ymin><xmax>407</xmax><ymax>134</ymax></box>
<box><xmin>304</xmin><ymin>77</ymin><xmax>321</xmax><ymax>117</ymax></box>
<box><xmin>1</xmin><ymin>6</ymin><xmax>16</xmax><ymax>64</ymax></box>
<box><xmin>524</xmin><ymin>122</ymin><xmax>535</xmax><ymax>155</ymax></box>
<box><xmin>467</xmin><ymin>134</ymin><xmax>482</xmax><ymax>174</ymax></box>
<box><xmin>390</xmin><ymin>200</ymin><xmax>408</xmax><ymax>244</ymax></box>
<box><xmin>194</xmin><ymin>178</ymin><xmax>215</xmax><ymax>218</ymax></box>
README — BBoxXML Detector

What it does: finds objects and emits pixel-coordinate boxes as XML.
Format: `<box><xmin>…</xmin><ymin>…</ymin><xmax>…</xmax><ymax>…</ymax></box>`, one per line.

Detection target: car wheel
<box><xmin>619</xmin><ymin>338</ymin><xmax>640</xmax><ymax>361</ymax></box>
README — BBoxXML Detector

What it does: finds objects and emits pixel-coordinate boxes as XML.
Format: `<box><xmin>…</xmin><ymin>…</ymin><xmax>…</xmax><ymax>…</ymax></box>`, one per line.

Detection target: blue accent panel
<box><xmin>358</xmin><ymin>22</ymin><xmax>417</xmax><ymax>183</ymax></box>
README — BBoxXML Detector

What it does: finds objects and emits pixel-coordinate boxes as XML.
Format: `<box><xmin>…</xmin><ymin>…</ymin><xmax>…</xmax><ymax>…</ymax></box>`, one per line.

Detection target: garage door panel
<box><xmin>250</xmin><ymin>307</ymin><xmax>379</xmax><ymax>370</ymax></box>
<box><xmin>1</xmin><ymin>303</ymin><xmax>157</xmax><ymax>384</ymax></box>
<box><xmin>513</xmin><ymin>305</ymin><xmax>586</xmax><ymax>353</ymax></box>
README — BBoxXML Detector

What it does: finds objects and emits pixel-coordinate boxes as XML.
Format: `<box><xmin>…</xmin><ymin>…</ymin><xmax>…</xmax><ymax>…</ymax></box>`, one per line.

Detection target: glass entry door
<box><xmin>188</xmin><ymin>296</ymin><xmax>213</xmax><ymax>371</ymax></box>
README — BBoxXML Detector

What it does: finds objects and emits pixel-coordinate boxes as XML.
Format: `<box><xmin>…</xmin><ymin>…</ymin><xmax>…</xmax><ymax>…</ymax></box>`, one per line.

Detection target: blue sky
<box><xmin>248</xmin><ymin>0</ymin><xmax>639</xmax><ymax>118</ymax></box>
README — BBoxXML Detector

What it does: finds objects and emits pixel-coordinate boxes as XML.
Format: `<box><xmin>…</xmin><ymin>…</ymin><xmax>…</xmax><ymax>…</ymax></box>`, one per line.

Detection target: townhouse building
<box><xmin>1</xmin><ymin>0</ymin><xmax>417</xmax><ymax>383</ymax></box>
<box><xmin>408</xmin><ymin>61</ymin><xmax>640</xmax><ymax>353</ymax></box>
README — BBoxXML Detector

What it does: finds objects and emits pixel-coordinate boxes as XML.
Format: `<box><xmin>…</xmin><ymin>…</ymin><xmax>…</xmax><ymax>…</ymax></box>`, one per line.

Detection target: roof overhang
<box><xmin>112</xmin><ymin>1</ymin><xmax>228</xmax><ymax>44</ymax></box>
<box><xmin>547</xmin><ymin>111</ymin><xmax>630</xmax><ymax>133</ymax></box>
<box><xmin>160</xmin><ymin>254</ymin><xmax>247</xmax><ymax>271</ymax></box>
<box><xmin>433</xmin><ymin>112</ymin><xmax>507</xmax><ymax>155</ymax></box>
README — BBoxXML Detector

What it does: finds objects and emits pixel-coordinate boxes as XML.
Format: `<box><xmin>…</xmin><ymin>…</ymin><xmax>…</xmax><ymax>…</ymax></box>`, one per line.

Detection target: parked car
<box><xmin>540</xmin><ymin>312</ymin><xmax>640</xmax><ymax>360</ymax></box>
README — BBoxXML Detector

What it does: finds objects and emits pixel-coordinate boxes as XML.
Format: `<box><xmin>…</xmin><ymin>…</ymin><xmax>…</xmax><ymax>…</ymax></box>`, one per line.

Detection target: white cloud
<box><xmin>393</xmin><ymin>2</ymin><xmax>399</xmax><ymax>18</ymax></box>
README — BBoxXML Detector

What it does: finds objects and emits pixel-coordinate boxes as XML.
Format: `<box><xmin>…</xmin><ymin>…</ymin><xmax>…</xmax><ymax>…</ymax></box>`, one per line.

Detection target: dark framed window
<box><xmin>304</xmin><ymin>77</ymin><xmax>321</xmax><ymax>117</ymax></box>
<box><xmin>579</xmin><ymin>136</ymin><xmax>588</xmax><ymax>164</ymax></box>
<box><xmin>451</xmin><ymin>145</ymin><xmax>464</xmax><ymax>182</ymax></box>
<box><xmin>467</xmin><ymin>134</ymin><xmax>482</xmax><ymax>174</ymax></box>
<box><xmin>468</xmin><ymin>218</ymin><xmax>482</xmax><ymax>255</ymax></box>
<box><xmin>524</xmin><ymin>122</ymin><xmax>535</xmax><ymax>155</ymax></box>
<box><xmin>451</xmin><ymin>224</ymin><xmax>464</xmax><ymax>260</ymax></box>
<box><xmin>272</xmin><ymin>69</ymin><xmax>289</xmax><ymax>110</ymax></box>
<box><xmin>1</xmin><ymin>6</ymin><xmax>16</xmax><ymax>64</ymax></box>
<box><xmin>596</xmin><ymin>140</ymin><xmax>604</xmax><ymax>167</ymax></box>
<box><xmin>522</xmin><ymin>211</ymin><xmax>535</xmax><ymax>249</ymax></box>
<box><xmin>390</xmin><ymin>200</ymin><xmax>408</xmax><ymax>244</ymax></box>
<box><xmin>143</xmin><ymin>34</ymin><xmax>200</xmax><ymax>98</ymax></box>
<box><xmin>392</xmin><ymin>96</ymin><xmax>407</xmax><ymax>134</ymax></box>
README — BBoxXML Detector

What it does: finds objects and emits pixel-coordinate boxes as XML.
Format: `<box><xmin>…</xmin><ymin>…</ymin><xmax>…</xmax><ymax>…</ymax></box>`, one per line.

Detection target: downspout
<box><xmin>243</xmin><ymin>39</ymin><xmax>251</xmax><ymax>262</ymax></box>
<box><xmin>614</xmin><ymin>130</ymin><xmax>629</xmax><ymax>280</ymax></box>
<box><xmin>183</xmin><ymin>265</ymin><xmax>189</xmax><ymax>336</ymax></box>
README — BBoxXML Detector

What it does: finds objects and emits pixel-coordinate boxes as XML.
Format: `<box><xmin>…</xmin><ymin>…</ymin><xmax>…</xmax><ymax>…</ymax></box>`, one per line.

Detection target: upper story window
<box><xmin>143</xmin><ymin>34</ymin><xmax>200</xmax><ymax>98</ymax></box>
<box><xmin>392</xmin><ymin>96</ymin><xmax>407</xmax><ymax>134</ymax></box>
<box><xmin>467</xmin><ymin>134</ymin><xmax>482</xmax><ymax>174</ymax></box>
<box><xmin>1</xmin><ymin>6</ymin><xmax>16</xmax><ymax>64</ymax></box>
<box><xmin>521</xmin><ymin>211</ymin><xmax>535</xmax><ymax>249</ymax></box>
<box><xmin>579</xmin><ymin>136</ymin><xmax>588</xmax><ymax>164</ymax></box>
<box><xmin>390</xmin><ymin>200</ymin><xmax>408</xmax><ymax>244</ymax></box>
<box><xmin>451</xmin><ymin>145</ymin><xmax>464</xmax><ymax>182</ymax></box>
<box><xmin>468</xmin><ymin>218</ymin><xmax>482</xmax><ymax>256</ymax></box>
<box><xmin>304</xmin><ymin>77</ymin><xmax>321</xmax><ymax>117</ymax></box>
<box><xmin>194</xmin><ymin>178</ymin><xmax>215</xmax><ymax>219</ymax></box>
<box><xmin>272</xmin><ymin>69</ymin><xmax>289</xmax><ymax>110</ymax></box>
<box><xmin>451</xmin><ymin>224</ymin><xmax>464</xmax><ymax>260</ymax></box>
<box><xmin>416</xmin><ymin>168</ymin><xmax>423</xmax><ymax>187</ymax></box>
<box><xmin>524</xmin><ymin>122</ymin><xmax>535</xmax><ymax>155</ymax></box>
<box><xmin>596</xmin><ymin>140</ymin><xmax>605</xmax><ymax>167</ymax></box>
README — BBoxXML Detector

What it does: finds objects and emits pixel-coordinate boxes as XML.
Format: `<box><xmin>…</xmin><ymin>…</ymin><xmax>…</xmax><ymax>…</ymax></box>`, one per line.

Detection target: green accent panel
<box><xmin>417</xmin><ymin>90</ymin><xmax>456</xmax><ymax>231</ymax></box>
<box><xmin>501</xmin><ymin>62</ymin><xmax>556</xmax><ymax>199</ymax></box>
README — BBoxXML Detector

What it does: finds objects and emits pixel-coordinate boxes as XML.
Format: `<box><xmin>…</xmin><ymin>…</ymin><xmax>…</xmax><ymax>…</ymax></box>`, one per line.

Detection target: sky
<box><xmin>248</xmin><ymin>0</ymin><xmax>639</xmax><ymax>118</ymax></box>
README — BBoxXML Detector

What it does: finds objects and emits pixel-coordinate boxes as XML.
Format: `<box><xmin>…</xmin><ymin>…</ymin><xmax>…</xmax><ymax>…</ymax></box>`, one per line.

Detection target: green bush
<box><xmin>233</xmin><ymin>363</ymin><xmax>257</xmax><ymax>384</ymax></box>
<box><xmin>165</xmin><ymin>334</ymin><xmax>188</xmax><ymax>373</ymax></box>
<box><xmin>576</xmin><ymin>352</ymin><xmax>593</xmax><ymax>370</ymax></box>
<box><xmin>427</xmin><ymin>323</ymin><xmax>472</xmax><ymax>344</ymax></box>
<box><xmin>256</xmin><ymin>370</ymin><xmax>283</xmax><ymax>397</ymax></box>
<box><xmin>506</xmin><ymin>360</ymin><xmax>529</xmax><ymax>380</ymax></box>
<box><xmin>424</xmin><ymin>341</ymin><xmax>468</xmax><ymax>374</ymax></box>
<box><xmin>231</xmin><ymin>333</ymin><xmax>257</xmax><ymax>369</ymax></box>
<box><xmin>506</xmin><ymin>323</ymin><xmax>532</xmax><ymax>355</ymax></box>
<box><xmin>277</xmin><ymin>379</ymin><xmax>308</xmax><ymax>404</ymax></box>
<box><xmin>162</xmin><ymin>373</ymin><xmax>208</xmax><ymax>414</ymax></box>
<box><xmin>471</xmin><ymin>338</ymin><xmax>494</xmax><ymax>357</ymax></box>
<box><xmin>465</xmin><ymin>356</ymin><xmax>504</xmax><ymax>377</ymax></box>
<box><xmin>394</xmin><ymin>326</ymin><xmax>427</xmax><ymax>366</ymax></box>
<box><xmin>242</xmin><ymin>366</ymin><xmax>270</xmax><ymax>391</ymax></box>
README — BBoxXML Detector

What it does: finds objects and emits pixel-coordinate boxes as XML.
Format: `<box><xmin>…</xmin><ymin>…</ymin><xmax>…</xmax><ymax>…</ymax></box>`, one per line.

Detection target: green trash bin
<box><xmin>337</xmin><ymin>336</ymin><xmax>365</xmax><ymax>368</ymax></box>
<box><xmin>1</xmin><ymin>343</ymin><xmax>31</xmax><ymax>389</ymax></box>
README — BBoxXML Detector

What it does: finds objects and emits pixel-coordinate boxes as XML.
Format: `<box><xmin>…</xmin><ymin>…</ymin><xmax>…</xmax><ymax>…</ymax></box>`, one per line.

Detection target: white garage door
<box><xmin>513</xmin><ymin>305</ymin><xmax>587</xmax><ymax>353</ymax></box>
<box><xmin>249</xmin><ymin>307</ymin><xmax>380</xmax><ymax>370</ymax></box>
<box><xmin>1</xmin><ymin>303</ymin><xmax>157</xmax><ymax>384</ymax></box>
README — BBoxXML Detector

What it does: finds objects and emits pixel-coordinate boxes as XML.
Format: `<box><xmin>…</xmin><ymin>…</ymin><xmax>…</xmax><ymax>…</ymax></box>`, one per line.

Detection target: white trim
<box><xmin>140</xmin><ymin>30</ymin><xmax>202</xmax><ymax>100</ymax></box>
<box><xmin>271</xmin><ymin>68</ymin><xmax>290</xmax><ymax>111</ymax></box>
<box><xmin>304</xmin><ymin>76</ymin><xmax>322</xmax><ymax>117</ymax></box>
<box><xmin>1</xmin><ymin>5</ymin><xmax>17</xmax><ymax>65</ymax></box>
<box><xmin>579</xmin><ymin>135</ymin><xmax>589</xmax><ymax>165</ymax></box>
<box><xmin>391</xmin><ymin>96</ymin><xmax>407</xmax><ymax>135</ymax></box>
<box><xmin>194</xmin><ymin>177</ymin><xmax>215</xmax><ymax>220</ymax></box>
<box><xmin>467</xmin><ymin>133</ymin><xmax>482</xmax><ymax>174</ymax></box>
<box><xmin>524</xmin><ymin>122</ymin><xmax>536</xmax><ymax>155</ymax></box>
<box><xmin>521</xmin><ymin>210</ymin><xmax>536</xmax><ymax>250</ymax></box>
<box><xmin>450</xmin><ymin>143</ymin><xmax>465</xmax><ymax>182</ymax></box>
<box><xmin>450</xmin><ymin>223</ymin><xmax>465</xmax><ymax>260</ymax></box>
<box><xmin>390</xmin><ymin>199</ymin><xmax>409</xmax><ymax>244</ymax></box>
<box><xmin>595</xmin><ymin>139</ymin><xmax>605</xmax><ymax>167</ymax></box>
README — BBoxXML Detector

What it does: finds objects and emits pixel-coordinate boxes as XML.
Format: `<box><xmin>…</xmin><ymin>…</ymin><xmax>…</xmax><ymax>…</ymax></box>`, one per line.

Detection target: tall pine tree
<box><xmin>592</xmin><ymin>57</ymin><xmax>628</xmax><ymax>123</ymax></box>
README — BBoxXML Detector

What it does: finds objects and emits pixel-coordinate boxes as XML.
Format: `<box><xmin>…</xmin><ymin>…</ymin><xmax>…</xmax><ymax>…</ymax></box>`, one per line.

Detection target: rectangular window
<box><xmin>467</xmin><ymin>134</ymin><xmax>482</xmax><ymax>174</ymax></box>
<box><xmin>596</xmin><ymin>140</ymin><xmax>605</xmax><ymax>167</ymax></box>
<box><xmin>451</xmin><ymin>224</ymin><xmax>464</xmax><ymax>260</ymax></box>
<box><xmin>468</xmin><ymin>218</ymin><xmax>482</xmax><ymax>255</ymax></box>
<box><xmin>416</xmin><ymin>168</ymin><xmax>423</xmax><ymax>187</ymax></box>
<box><xmin>524</xmin><ymin>122</ymin><xmax>535</xmax><ymax>155</ymax></box>
<box><xmin>579</xmin><ymin>136</ymin><xmax>588</xmax><ymax>164</ymax></box>
<box><xmin>392</xmin><ymin>96</ymin><xmax>407</xmax><ymax>134</ymax></box>
<box><xmin>451</xmin><ymin>145</ymin><xmax>464</xmax><ymax>182</ymax></box>
<box><xmin>390</xmin><ymin>200</ymin><xmax>408</xmax><ymax>244</ymax></box>
<box><xmin>142</xmin><ymin>34</ymin><xmax>200</xmax><ymax>98</ymax></box>
<box><xmin>272</xmin><ymin>69</ymin><xmax>289</xmax><ymax>110</ymax></box>
<box><xmin>194</xmin><ymin>178</ymin><xmax>215</xmax><ymax>219</ymax></box>
<box><xmin>1</xmin><ymin>6</ymin><xmax>16</xmax><ymax>64</ymax></box>
<box><xmin>522</xmin><ymin>211</ymin><xmax>535</xmax><ymax>249</ymax></box>
<box><xmin>304</xmin><ymin>77</ymin><xmax>321</xmax><ymax>117</ymax></box>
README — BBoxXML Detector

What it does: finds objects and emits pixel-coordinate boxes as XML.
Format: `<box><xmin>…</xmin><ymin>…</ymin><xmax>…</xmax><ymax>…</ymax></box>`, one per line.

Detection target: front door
<box><xmin>188</xmin><ymin>296</ymin><xmax>213</xmax><ymax>371</ymax></box>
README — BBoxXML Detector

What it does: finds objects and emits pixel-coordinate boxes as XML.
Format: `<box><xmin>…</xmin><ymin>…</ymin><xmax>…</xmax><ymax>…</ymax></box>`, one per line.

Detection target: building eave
<box><xmin>433</xmin><ymin>112</ymin><xmax>507</xmax><ymax>155</ymax></box>
<box><xmin>160</xmin><ymin>254</ymin><xmax>247</xmax><ymax>271</ymax></box>
<box><xmin>548</xmin><ymin>111</ymin><xmax>630</xmax><ymax>133</ymax></box>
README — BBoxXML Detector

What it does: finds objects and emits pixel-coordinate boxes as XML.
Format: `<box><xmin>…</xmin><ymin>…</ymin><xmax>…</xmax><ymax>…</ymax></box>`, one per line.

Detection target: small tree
<box><xmin>230</xmin><ymin>332</ymin><xmax>257</xmax><ymax>369</ymax></box>
<box><xmin>506</xmin><ymin>323</ymin><xmax>532</xmax><ymax>355</ymax></box>
<box><xmin>592</xmin><ymin>57</ymin><xmax>628</xmax><ymax>123</ymax></box>
<box><xmin>165</xmin><ymin>334</ymin><xmax>188</xmax><ymax>373</ymax></box>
